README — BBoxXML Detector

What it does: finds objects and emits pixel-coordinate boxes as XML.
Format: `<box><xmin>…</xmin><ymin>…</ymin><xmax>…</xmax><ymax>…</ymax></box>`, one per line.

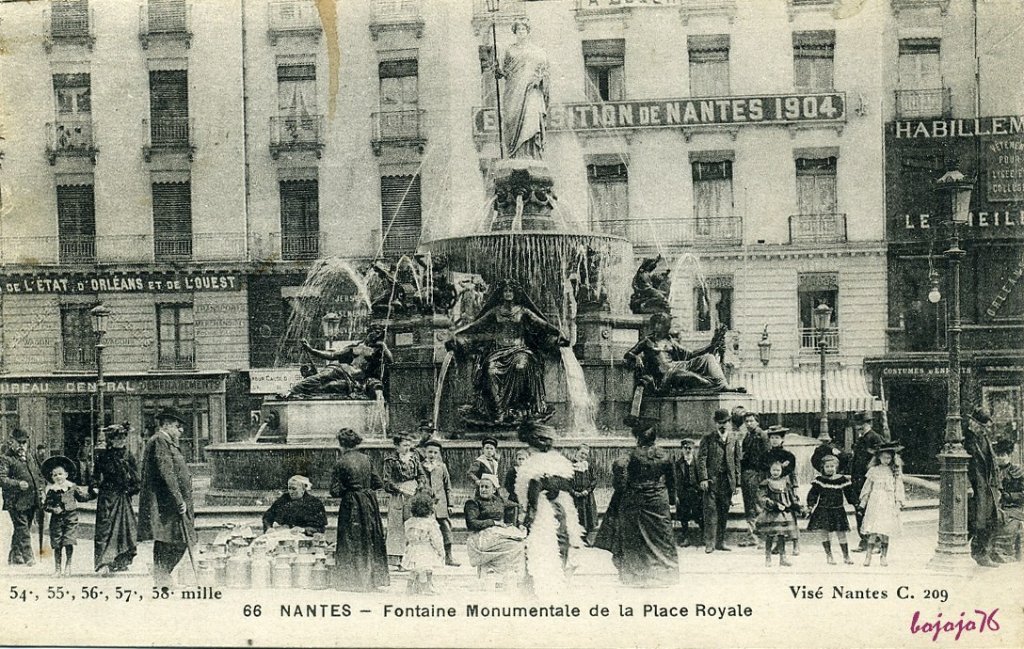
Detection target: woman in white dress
<box><xmin>858</xmin><ymin>442</ymin><xmax>906</xmax><ymax>567</ymax></box>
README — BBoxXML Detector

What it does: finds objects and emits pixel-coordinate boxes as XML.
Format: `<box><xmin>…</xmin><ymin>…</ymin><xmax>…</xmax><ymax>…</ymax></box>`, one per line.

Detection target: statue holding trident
<box><xmin>493</xmin><ymin>17</ymin><xmax>550</xmax><ymax>160</ymax></box>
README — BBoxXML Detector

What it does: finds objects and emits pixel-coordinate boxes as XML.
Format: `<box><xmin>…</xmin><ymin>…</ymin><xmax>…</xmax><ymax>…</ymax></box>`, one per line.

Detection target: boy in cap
<box><xmin>674</xmin><ymin>439</ymin><xmax>703</xmax><ymax>546</ymax></box>
<box><xmin>41</xmin><ymin>455</ymin><xmax>90</xmax><ymax>576</ymax></box>
<box><xmin>696</xmin><ymin>408</ymin><xmax>740</xmax><ymax>553</ymax></box>
<box><xmin>0</xmin><ymin>428</ymin><xmax>43</xmax><ymax>566</ymax></box>
<box><xmin>850</xmin><ymin>411</ymin><xmax>884</xmax><ymax>552</ymax></box>
<box><xmin>467</xmin><ymin>437</ymin><xmax>501</xmax><ymax>486</ymax></box>
<box><xmin>421</xmin><ymin>439</ymin><xmax>460</xmax><ymax>566</ymax></box>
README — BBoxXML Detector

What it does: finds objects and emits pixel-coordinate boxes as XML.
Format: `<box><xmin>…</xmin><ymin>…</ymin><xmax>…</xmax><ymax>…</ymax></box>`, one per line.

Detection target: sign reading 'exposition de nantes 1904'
<box><xmin>473</xmin><ymin>93</ymin><xmax>846</xmax><ymax>135</ymax></box>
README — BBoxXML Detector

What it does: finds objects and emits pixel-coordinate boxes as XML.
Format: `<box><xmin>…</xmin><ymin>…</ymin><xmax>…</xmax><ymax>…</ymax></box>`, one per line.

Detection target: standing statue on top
<box><xmin>446</xmin><ymin>280</ymin><xmax>569</xmax><ymax>428</ymax></box>
<box><xmin>499</xmin><ymin>18</ymin><xmax>550</xmax><ymax>160</ymax></box>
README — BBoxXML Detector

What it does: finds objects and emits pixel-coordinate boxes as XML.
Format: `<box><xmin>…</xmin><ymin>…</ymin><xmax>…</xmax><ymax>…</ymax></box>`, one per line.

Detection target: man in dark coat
<box><xmin>0</xmin><ymin>428</ymin><xmax>43</xmax><ymax>566</ymax></box>
<box><xmin>138</xmin><ymin>408</ymin><xmax>197</xmax><ymax>587</ymax></box>
<box><xmin>674</xmin><ymin>439</ymin><xmax>703</xmax><ymax>546</ymax></box>
<box><xmin>964</xmin><ymin>408</ymin><xmax>1003</xmax><ymax>567</ymax></box>
<box><xmin>850</xmin><ymin>410</ymin><xmax>884</xmax><ymax>551</ymax></box>
<box><xmin>696</xmin><ymin>408</ymin><xmax>740</xmax><ymax>553</ymax></box>
<box><xmin>810</xmin><ymin>430</ymin><xmax>848</xmax><ymax>475</ymax></box>
<box><xmin>738</xmin><ymin>411</ymin><xmax>768</xmax><ymax>547</ymax></box>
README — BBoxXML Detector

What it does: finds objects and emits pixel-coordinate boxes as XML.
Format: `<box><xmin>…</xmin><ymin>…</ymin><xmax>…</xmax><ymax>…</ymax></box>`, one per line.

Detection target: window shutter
<box><xmin>277</xmin><ymin>64</ymin><xmax>316</xmax><ymax>81</ymax></box>
<box><xmin>280</xmin><ymin>180</ymin><xmax>320</xmax><ymax>233</ymax></box>
<box><xmin>150</xmin><ymin>70</ymin><xmax>189</xmax><ymax>115</ymax></box>
<box><xmin>148</xmin><ymin>0</ymin><xmax>186</xmax><ymax>32</ymax></box>
<box><xmin>380</xmin><ymin>175</ymin><xmax>422</xmax><ymax>257</ymax></box>
<box><xmin>56</xmin><ymin>185</ymin><xmax>96</xmax><ymax>236</ymax></box>
<box><xmin>582</xmin><ymin>39</ymin><xmax>625</xmax><ymax>67</ymax></box>
<box><xmin>152</xmin><ymin>182</ymin><xmax>192</xmax><ymax>236</ymax></box>
<box><xmin>379</xmin><ymin>59</ymin><xmax>418</xmax><ymax>79</ymax></box>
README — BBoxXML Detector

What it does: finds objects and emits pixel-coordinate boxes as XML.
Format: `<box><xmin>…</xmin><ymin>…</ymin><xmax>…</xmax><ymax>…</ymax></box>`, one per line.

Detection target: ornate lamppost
<box><xmin>812</xmin><ymin>302</ymin><xmax>834</xmax><ymax>440</ymax></box>
<box><xmin>90</xmin><ymin>303</ymin><xmax>111</xmax><ymax>451</ymax></box>
<box><xmin>928</xmin><ymin>170</ymin><xmax>976</xmax><ymax>572</ymax></box>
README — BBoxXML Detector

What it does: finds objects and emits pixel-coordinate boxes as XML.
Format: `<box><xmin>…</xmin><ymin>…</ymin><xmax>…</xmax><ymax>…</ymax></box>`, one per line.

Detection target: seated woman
<box><xmin>262</xmin><ymin>475</ymin><xmax>328</xmax><ymax>535</ymax></box>
<box><xmin>464</xmin><ymin>475</ymin><xmax>525</xmax><ymax>587</ymax></box>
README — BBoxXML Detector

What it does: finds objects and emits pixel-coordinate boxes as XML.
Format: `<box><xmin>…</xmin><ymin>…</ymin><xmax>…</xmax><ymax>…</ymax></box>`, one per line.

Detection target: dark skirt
<box><xmin>755</xmin><ymin>511</ymin><xmax>798</xmax><ymax>539</ymax></box>
<box><xmin>94</xmin><ymin>490</ymin><xmax>138</xmax><ymax>571</ymax></box>
<box><xmin>49</xmin><ymin>511</ymin><xmax>79</xmax><ymax>548</ymax></box>
<box><xmin>807</xmin><ymin>506</ymin><xmax>851</xmax><ymax>533</ymax></box>
<box><xmin>334</xmin><ymin>489</ymin><xmax>390</xmax><ymax>592</ymax></box>
<box><xmin>573</xmin><ymin>493</ymin><xmax>598</xmax><ymax>535</ymax></box>
<box><xmin>597</xmin><ymin>483</ymin><xmax>678</xmax><ymax>586</ymax></box>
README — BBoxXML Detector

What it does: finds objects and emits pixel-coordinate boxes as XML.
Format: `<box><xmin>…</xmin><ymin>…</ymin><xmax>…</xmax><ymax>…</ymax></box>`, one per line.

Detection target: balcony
<box><xmin>471</xmin><ymin>0</ymin><xmax>526</xmax><ymax>36</ymax></box>
<box><xmin>59</xmin><ymin>235</ymin><xmax>96</xmax><ymax>264</ymax></box>
<box><xmin>788</xmin><ymin>213</ymin><xmax>847</xmax><ymax>244</ymax></box>
<box><xmin>44</xmin><ymin>3</ymin><xmax>95</xmax><ymax>52</ymax></box>
<box><xmin>154</xmin><ymin>233</ymin><xmax>193</xmax><ymax>262</ymax></box>
<box><xmin>891</xmin><ymin>0</ymin><xmax>951</xmax><ymax>17</ymax></box>
<box><xmin>680</xmin><ymin>0</ymin><xmax>738</xmax><ymax>25</ymax></box>
<box><xmin>372</xmin><ymin>110</ymin><xmax>427</xmax><ymax>155</ymax></box>
<box><xmin>46</xmin><ymin>119</ymin><xmax>97</xmax><ymax>165</ymax></box>
<box><xmin>267</xmin><ymin>0</ymin><xmax>322</xmax><ymax>45</ymax></box>
<box><xmin>59</xmin><ymin>343</ymin><xmax>96</xmax><ymax>371</ymax></box>
<box><xmin>139</xmin><ymin>1</ymin><xmax>191</xmax><ymax>49</ymax></box>
<box><xmin>249</xmin><ymin>232</ymin><xmax>323</xmax><ymax>262</ymax></box>
<box><xmin>369</xmin><ymin>0</ymin><xmax>424</xmax><ymax>41</ymax></box>
<box><xmin>270</xmin><ymin>115</ymin><xmax>324</xmax><ymax>159</ymax></box>
<box><xmin>895</xmin><ymin>88</ymin><xmax>952</xmax><ymax>119</ymax></box>
<box><xmin>144</xmin><ymin>115</ymin><xmax>194</xmax><ymax>162</ymax></box>
<box><xmin>158</xmin><ymin>351</ymin><xmax>196</xmax><ymax>371</ymax></box>
<box><xmin>590</xmin><ymin>216</ymin><xmax>743</xmax><ymax>248</ymax></box>
<box><xmin>800</xmin><ymin>327</ymin><xmax>840</xmax><ymax>353</ymax></box>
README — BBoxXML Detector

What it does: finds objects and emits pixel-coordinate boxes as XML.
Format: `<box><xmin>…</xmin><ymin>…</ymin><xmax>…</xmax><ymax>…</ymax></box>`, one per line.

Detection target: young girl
<box><xmin>402</xmin><ymin>494</ymin><xmax>444</xmax><ymax>595</ymax></box>
<box><xmin>806</xmin><ymin>454</ymin><xmax>858</xmax><ymax>565</ymax></box>
<box><xmin>858</xmin><ymin>442</ymin><xmax>906</xmax><ymax>567</ymax></box>
<box><xmin>570</xmin><ymin>445</ymin><xmax>598</xmax><ymax>545</ymax></box>
<box><xmin>41</xmin><ymin>455</ymin><xmax>91</xmax><ymax>577</ymax></box>
<box><xmin>756</xmin><ymin>460</ymin><xmax>803</xmax><ymax>567</ymax></box>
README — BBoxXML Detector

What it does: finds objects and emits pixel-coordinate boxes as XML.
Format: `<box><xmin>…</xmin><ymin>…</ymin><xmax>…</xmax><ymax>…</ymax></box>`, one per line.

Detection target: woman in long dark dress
<box><xmin>262</xmin><ymin>475</ymin><xmax>328</xmax><ymax>534</ymax></box>
<box><xmin>595</xmin><ymin>419</ymin><xmax>678</xmax><ymax>586</ymax></box>
<box><xmin>90</xmin><ymin>424</ymin><xmax>139</xmax><ymax>575</ymax></box>
<box><xmin>330</xmin><ymin>428</ymin><xmax>389</xmax><ymax>592</ymax></box>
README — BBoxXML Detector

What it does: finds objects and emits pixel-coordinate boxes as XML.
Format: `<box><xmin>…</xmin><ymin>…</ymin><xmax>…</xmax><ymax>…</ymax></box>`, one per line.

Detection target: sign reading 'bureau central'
<box><xmin>474</xmin><ymin>92</ymin><xmax>845</xmax><ymax>135</ymax></box>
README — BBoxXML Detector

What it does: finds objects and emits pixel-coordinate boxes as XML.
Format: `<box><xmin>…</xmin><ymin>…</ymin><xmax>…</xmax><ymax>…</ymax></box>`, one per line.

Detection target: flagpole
<box><xmin>489</xmin><ymin>3</ymin><xmax>505</xmax><ymax>159</ymax></box>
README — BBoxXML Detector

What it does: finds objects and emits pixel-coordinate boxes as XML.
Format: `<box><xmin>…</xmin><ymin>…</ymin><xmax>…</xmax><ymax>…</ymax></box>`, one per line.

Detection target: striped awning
<box><xmin>736</xmin><ymin>368</ymin><xmax>883</xmax><ymax>414</ymax></box>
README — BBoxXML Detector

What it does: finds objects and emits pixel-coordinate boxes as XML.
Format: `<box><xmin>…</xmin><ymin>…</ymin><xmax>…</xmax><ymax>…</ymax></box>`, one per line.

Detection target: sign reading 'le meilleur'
<box><xmin>0</xmin><ymin>271</ymin><xmax>242</xmax><ymax>295</ymax></box>
<box><xmin>473</xmin><ymin>93</ymin><xmax>845</xmax><ymax>135</ymax></box>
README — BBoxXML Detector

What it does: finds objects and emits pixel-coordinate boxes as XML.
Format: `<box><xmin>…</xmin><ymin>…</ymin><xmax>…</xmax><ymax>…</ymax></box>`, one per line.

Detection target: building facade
<box><xmin>866</xmin><ymin>0</ymin><xmax>1024</xmax><ymax>471</ymax></box>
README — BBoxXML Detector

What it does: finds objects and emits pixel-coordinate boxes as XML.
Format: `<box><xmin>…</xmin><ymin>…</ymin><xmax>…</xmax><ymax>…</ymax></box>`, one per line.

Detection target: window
<box><xmin>688</xmin><ymin>34</ymin><xmax>729</xmax><ymax>97</ymax></box>
<box><xmin>57</xmin><ymin>184</ymin><xmax>96</xmax><ymax>263</ymax></box>
<box><xmin>695</xmin><ymin>277</ymin><xmax>733</xmax><ymax>331</ymax></box>
<box><xmin>692</xmin><ymin>159</ymin><xmax>734</xmax><ymax>224</ymax></box>
<box><xmin>380</xmin><ymin>175</ymin><xmax>422</xmax><ymax>257</ymax></box>
<box><xmin>795</xmin><ymin>157</ymin><xmax>837</xmax><ymax>215</ymax></box>
<box><xmin>0</xmin><ymin>399</ymin><xmax>19</xmax><ymax>442</ymax></box>
<box><xmin>280</xmin><ymin>180</ymin><xmax>320</xmax><ymax>260</ymax></box>
<box><xmin>793</xmin><ymin>31</ymin><xmax>834</xmax><ymax>92</ymax></box>
<box><xmin>583</xmin><ymin>39</ymin><xmax>625</xmax><ymax>102</ymax></box>
<box><xmin>898</xmin><ymin>39</ymin><xmax>940</xmax><ymax>91</ymax></box>
<box><xmin>278</xmin><ymin>62</ymin><xmax>317</xmax><ymax>117</ymax></box>
<box><xmin>149</xmin><ymin>70</ymin><xmax>189</xmax><ymax>146</ymax></box>
<box><xmin>479</xmin><ymin>46</ymin><xmax>497</xmax><ymax>108</ymax></box>
<box><xmin>60</xmin><ymin>304</ymin><xmax>96</xmax><ymax>369</ymax></box>
<box><xmin>798</xmin><ymin>272</ymin><xmax>839</xmax><ymax>350</ymax></box>
<box><xmin>147</xmin><ymin>0</ymin><xmax>187</xmax><ymax>33</ymax></box>
<box><xmin>379</xmin><ymin>59</ymin><xmax>419</xmax><ymax>111</ymax></box>
<box><xmin>152</xmin><ymin>182</ymin><xmax>192</xmax><ymax>260</ymax></box>
<box><xmin>51</xmin><ymin>0</ymin><xmax>88</xmax><ymax>37</ymax></box>
<box><xmin>53</xmin><ymin>73</ymin><xmax>91</xmax><ymax>115</ymax></box>
<box><xmin>157</xmin><ymin>303</ymin><xmax>195</xmax><ymax>369</ymax></box>
<box><xmin>588</xmin><ymin>161</ymin><xmax>628</xmax><ymax>236</ymax></box>
<box><xmin>143</xmin><ymin>395</ymin><xmax>209</xmax><ymax>462</ymax></box>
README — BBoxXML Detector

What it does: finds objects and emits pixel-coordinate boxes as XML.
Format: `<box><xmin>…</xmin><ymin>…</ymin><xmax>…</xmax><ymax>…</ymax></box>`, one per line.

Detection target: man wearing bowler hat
<box><xmin>964</xmin><ymin>408</ymin><xmax>1003</xmax><ymax>567</ymax></box>
<box><xmin>138</xmin><ymin>407</ymin><xmax>197</xmax><ymax>587</ymax></box>
<box><xmin>0</xmin><ymin>428</ymin><xmax>43</xmax><ymax>566</ymax></box>
<box><xmin>850</xmin><ymin>410</ymin><xmax>884</xmax><ymax>551</ymax></box>
<box><xmin>696</xmin><ymin>408</ymin><xmax>741</xmax><ymax>553</ymax></box>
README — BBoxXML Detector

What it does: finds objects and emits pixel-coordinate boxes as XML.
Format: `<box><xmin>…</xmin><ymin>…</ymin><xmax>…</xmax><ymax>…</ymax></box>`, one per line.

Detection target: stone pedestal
<box><xmin>574</xmin><ymin>312</ymin><xmax>644</xmax><ymax>361</ymax></box>
<box><xmin>491</xmin><ymin>159</ymin><xmax>556</xmax><ymax>231</ymax></box>
<box><xmin>259</xmin><ymin>399</ymin><xmax>386</xmax><ymax>443</ymax></box>
<box><xmin>638</xmin><ymin>393</ymin><xmax>757</xmax><ymax>438</ymax></box>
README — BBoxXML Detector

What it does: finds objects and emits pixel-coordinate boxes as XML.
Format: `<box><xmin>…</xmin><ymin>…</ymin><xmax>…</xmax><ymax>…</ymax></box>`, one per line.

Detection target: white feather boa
<box><xmin>514</xmin><ymin>451</ymin><xmax>584</xmax><ymax>595</ymax></box>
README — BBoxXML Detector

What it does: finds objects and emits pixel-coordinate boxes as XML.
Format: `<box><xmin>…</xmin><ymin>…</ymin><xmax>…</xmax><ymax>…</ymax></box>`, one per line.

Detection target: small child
<box><xmin>570</xmin><ymin>445</ymin><xmax>598</xmax><ymax>545</ymax></box>
<box><xmin>674</xmin><ymin>439</ymin><xmax>703</xmax><ymax>547</ymax></box>
<box><xmin>420</xmin><ymin>439</ymin><xmax>459</xmax><ymax>566</ymax></box>
<box><xmin>858</xmin><ymin>442</ymin><xmax>906</xmax><ymax>567</ymax></box>
<box><xmin>806</xmin><ymin>454</ymin><xmax>858</xmax><ymax>565</ymax></box>
<box><xmin>41</xmin><ymin>455</ymin><xmax>91</xmax><ymax>577</ymax></box>
<box><xmin>756</xmin><ymin>460</ymin><xmax>804</xmax><ymax>567</ymax></box>
<box><xmin>402</xmin><ymin>494</ymin><xmax>444</xmax><ymax>595</ymax></box>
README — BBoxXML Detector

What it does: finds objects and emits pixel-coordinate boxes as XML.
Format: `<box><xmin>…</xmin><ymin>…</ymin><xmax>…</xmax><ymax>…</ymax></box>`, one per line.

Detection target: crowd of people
<box><xmin>1</xmin><ymin>404</ymin><xmax>1021</xmax><ymax>592</ymax></box>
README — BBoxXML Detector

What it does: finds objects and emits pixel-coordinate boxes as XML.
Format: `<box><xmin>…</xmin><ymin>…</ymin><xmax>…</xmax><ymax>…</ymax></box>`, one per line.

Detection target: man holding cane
<box><xmin>138</xmin><ymin>407</ymin><xmax>196</xmax><ymax>587</ymax></box>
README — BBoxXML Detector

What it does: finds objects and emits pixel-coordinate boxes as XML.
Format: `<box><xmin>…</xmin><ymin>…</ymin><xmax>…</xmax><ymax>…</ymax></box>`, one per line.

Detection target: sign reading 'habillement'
<box><xmin>473</xmin><ymin>93</ymin><xmax>845</xmax><ymax>135</ymax></box>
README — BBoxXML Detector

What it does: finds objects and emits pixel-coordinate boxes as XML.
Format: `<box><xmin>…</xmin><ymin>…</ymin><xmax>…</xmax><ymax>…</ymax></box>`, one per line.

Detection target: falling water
<box><xmin>560</xmin><ymin>347</ymin><xmax>598</xmax><ymax>436</ymax></box>
<box><xmin>432</xmin><ymin>350</ymin><xmax>455</xmax><ymax>434</ymax></box>
<box><xmin>374</xmin><ymin>390</ymin><xmax>389</xmax><ymax>437</ymax></box>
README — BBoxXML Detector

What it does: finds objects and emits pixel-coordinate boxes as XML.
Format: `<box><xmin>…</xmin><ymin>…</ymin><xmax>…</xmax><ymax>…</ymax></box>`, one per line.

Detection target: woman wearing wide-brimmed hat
<box><xmin>91</xmin><ymin>423</ymin><xmax>140</xmax><ymax>575</ymax></box>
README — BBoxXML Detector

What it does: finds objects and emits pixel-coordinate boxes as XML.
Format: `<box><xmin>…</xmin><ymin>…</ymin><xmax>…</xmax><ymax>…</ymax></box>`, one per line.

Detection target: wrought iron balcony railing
<box><xmin>895</xmin><ymin>88</ymin><xmax>952</xmax><ymax>119</ymax></box>
<box><xmin>371</xmin><ymin>110</ymin><xmax>427</xmax><ymax>154</ymax></box>
<box><xmin>800</xmin><ymin>327</ymin><xmax>840</xmax><ymax>352</ymax></box>
<box><xmin>139</xmin><ymin>1</ymin><xmax>191</xmax><ymax>49</ymax></box>
<box><xmin>59</xmin><ymin>235</ymin><xmax>97</xmax><ymax>264</ymax></box>
<box><xmin>788</xmin><ymin>213</ymin><xmax>847</xmax><ymax>244</ymax></box>
<box><xmin>268</xmin><ymin>0</ymin><xmax>322</xmax><ymax>44</ymax></box>
<box><xmin>157</xmin><ymin>351</ymin><xmax>196</xmax><ymax>370</ymax></box>
<box><xmin>45</xmin><ymin>3</ymin><xmax>95</xmax><ymax>51</ymax></box>
<box><xmin>281</xmin><ymin>232</ymin><xmax>322</xmax><ymax>261</ymax></box>
<box><xmin>58</xmin><ymin>342</ymin><xmax>96</xmax><ymax>371</ymax></box>
<box><xmin>144</xmin><ymin>115</ymin><xmax>194</xmax><ymax>161</ymax></box>
<box><xmin>46</xmin><ymin>119</ymin><xmax>97</xmax><ymax>165</ymax></box>
<box><xmin>590</xmin><ymin>216</ymin><xmax>743</xmax><ymax>247</ymax></box>
<box><xmin>270</xmin><ymin>115</ymin><xmax>324</xmax><ymax>159</ymax></box>
<box><xmin>370</xmin><ymin>0</ymin><xmax>424</xmax><ymax>39</ymax></box>
<box><xmin>154</xmin><ymin>233</ymin><xmax>193</xmax><ymax>261</ymax></box>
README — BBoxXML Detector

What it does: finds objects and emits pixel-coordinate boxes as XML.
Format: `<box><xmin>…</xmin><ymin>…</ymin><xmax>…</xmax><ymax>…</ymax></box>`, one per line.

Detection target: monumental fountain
<box><xmin>205</xmin><ymin>16</ymin><xmax>752</xmax><ymax>503</ymax></box>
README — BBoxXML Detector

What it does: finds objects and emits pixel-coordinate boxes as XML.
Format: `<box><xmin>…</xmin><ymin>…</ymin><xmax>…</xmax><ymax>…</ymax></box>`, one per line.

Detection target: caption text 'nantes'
<box><xmin>276</xmin><ymin>603</ymin><xmax>752</xmax><ymax>619</ymax></box>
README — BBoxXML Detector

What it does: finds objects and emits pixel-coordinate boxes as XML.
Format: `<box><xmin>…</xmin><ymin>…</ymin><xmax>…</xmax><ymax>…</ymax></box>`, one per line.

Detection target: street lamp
<box><xmin>321</xmin><ymin>311</ymin><xmax>342</xmax><ymax>350</ymax></box>
<box><xmin>929</xmin><ymin>169</ymin><xmax>975</xmax><ymax>572</ymax></box>
<box><xmin>757</xmin><ymin>325</ymin><xmax>772</xmax><ymax>367</ymax></box>
<box><xmin>812</xmin><ymin>302</ymin><xmax>833</xmax><ymax>440</ymax></box>
<box><xmin>90</xmin><ymin>303</ymin><xmax>111</xmax><ymax>451</ymax></box>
